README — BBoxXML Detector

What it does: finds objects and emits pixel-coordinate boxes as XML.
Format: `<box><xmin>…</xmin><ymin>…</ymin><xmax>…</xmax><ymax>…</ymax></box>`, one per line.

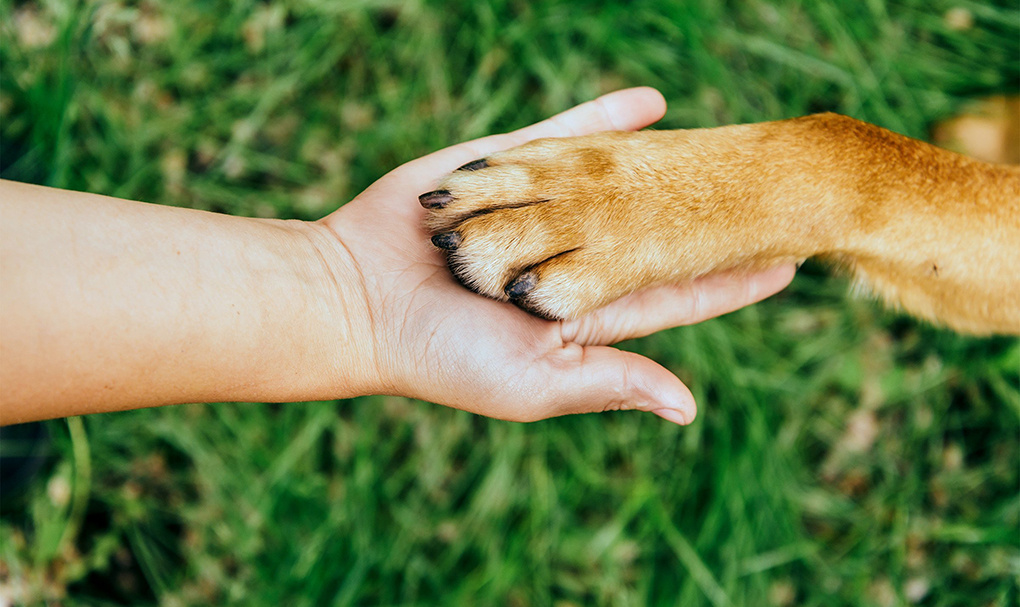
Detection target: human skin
<box><xmin>0</xmin><ymin>87</ymin><xmax>795</xmax><ymax>427</ymax></box>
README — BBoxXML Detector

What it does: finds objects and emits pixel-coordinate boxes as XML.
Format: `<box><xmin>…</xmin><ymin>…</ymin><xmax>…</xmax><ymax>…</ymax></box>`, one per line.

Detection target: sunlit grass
<box><xmin>1</xmin><ymin>1</ymin><xmax>1018</xmax><ymax>605</ymax></box>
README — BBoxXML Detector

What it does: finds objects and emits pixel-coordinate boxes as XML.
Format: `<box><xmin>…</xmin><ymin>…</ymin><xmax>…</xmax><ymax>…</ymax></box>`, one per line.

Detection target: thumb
<box><xmin>537</xmin><ymin>344</ymin><xmax>697</xmax><ymax>425</ymax></box>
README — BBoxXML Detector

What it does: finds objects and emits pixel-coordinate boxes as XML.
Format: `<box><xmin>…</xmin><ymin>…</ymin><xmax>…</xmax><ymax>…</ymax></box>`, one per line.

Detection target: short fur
<box><xmin>423</xmin><ymin>114</ymin><xmax>1020</xmax><ymax>335</ymax></box>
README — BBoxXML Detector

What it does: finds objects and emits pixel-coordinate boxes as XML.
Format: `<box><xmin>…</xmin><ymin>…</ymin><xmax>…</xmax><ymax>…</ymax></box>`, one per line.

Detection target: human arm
<box><xmin>0</xmin><ymin>88</ymin><xmax>795</xmax><ymax>426</ymax></box>
<box><xmin>0</xmin><ymin>179</ymin><xmax>372</xmax><ymax>423</ymax></box>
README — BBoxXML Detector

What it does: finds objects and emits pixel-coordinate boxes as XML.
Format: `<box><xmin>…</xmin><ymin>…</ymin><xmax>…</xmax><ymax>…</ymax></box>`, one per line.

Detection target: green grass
<box><xmin>1</xmin><ymin>0</ymin><xmax>1018</xmax><ymax>605</ymax></box>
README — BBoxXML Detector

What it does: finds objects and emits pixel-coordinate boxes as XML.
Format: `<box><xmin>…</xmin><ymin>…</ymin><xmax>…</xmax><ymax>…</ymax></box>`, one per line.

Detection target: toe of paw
<box><xmin>432</xmin><ymin>165</ymin><xmax>539</xmax><ymax>207</ymax></box>
<box><xmin>503</xmin><ymin>269</ymin><xmax>579</xmax><ymax>321</ymax></box>
<box><xmin>446</xmin><ymin>254</ymin><xmax>511</xmax><ymax>301</ymax></box>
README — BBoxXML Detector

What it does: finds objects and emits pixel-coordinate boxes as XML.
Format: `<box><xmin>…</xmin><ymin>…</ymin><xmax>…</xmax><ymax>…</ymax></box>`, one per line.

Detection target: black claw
<box><xmin>505</xmin><ymin>271</ymin><xmax>539</xmax><ymax>300</ymax></box>
<box><xmin>431</xmin><ymin>232</ymin><xmax>462</xmax><ymax>251</ymax></box>
<box><xmin>419</xmin><ymin>189</ymin><xmax>454</xmax><ymax>209</ymax></box>
<box><xmin>456</xmin><ymin>158</ymin><xmax>488</xmax><ymax>172</ymax></box>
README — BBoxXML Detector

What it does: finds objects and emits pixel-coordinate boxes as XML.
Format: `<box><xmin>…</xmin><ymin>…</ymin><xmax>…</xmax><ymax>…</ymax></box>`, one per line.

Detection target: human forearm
<box><xmin>0</xmin><ymin>180</ymin><xmax>373</xmax><ymax>424</ymax></box>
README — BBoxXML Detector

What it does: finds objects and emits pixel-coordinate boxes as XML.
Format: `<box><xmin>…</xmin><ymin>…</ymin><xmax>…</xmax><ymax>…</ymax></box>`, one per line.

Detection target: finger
<box><xmin>501</xmin><ymin>85</ymin><xmax>667</xmax><ymax>145</ymax></box>
<box><xmin>394</xmin><ymin>87</ymin><xmax>667</xmax><ymax>191</ymax></box>
<box><xmin>562</xmin><ymin>264</ymin><xmax>797</xmax><ymax>346</ymax></box>
<box><xmin>525</xmin><ymin>343</ymin><xmax>696</xmax><ymax>425</ymax></box>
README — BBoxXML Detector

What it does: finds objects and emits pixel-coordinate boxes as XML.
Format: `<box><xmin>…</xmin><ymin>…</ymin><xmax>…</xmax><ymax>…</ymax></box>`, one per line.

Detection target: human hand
<box><xmin>320</xmin><ymin>88</ymin><xmax>795</xmax><ymax>424</ymax></box>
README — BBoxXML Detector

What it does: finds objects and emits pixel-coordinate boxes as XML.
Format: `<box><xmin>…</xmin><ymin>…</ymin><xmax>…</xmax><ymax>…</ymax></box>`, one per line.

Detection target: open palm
<box><xmin>322</xmin><ymin>88</ymin><xmax>794</xmax><ymax>424</ymax></box>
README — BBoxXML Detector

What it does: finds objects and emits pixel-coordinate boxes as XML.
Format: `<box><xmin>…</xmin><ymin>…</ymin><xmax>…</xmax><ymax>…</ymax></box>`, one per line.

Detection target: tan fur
<box><xmin>425</xmin><ymin>114</ymin><xmax>1020</xmax><ymax>335</ymax></box>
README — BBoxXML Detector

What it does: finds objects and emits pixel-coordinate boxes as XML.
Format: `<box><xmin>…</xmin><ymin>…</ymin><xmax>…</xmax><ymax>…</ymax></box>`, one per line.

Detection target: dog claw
<box><xmin>431</xmin><ymin>232</ymin><xmax>462</xmax><ymax>250</ymax></box>
<box><xmin>456</xmin><ymin>158</ymin><xmax>488</xmax><ymax>171</ymax></box>
<box><xmin>505</xmin><ymin>271</ymin><xmax>539</xmax><ymax>299</ymax></box>
<box><xmin>419</xmin><ymin>189</ymin><xmax>454</xmax><ymax>209</ymax></box>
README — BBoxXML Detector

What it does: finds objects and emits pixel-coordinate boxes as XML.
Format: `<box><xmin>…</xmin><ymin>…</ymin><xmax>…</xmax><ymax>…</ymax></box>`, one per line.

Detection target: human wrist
<box><xmin>263</xmin><ymin>218</ymin><xmax>382</xmax><ymax>402</ymax></box>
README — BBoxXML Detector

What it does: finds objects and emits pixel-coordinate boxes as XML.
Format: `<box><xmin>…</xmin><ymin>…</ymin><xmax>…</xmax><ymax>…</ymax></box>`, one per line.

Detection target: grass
<box><xmin>1</xmin><ymin>0</ymin><xmax>1018</xmax><ymax>605</ymax></box>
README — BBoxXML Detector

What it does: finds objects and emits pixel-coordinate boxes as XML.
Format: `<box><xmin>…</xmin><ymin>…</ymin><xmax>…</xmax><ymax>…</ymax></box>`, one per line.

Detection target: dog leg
<box><xmin>423</xmin><ymin>114</ymin><xmax>1020</xmax><ymax>335</ymax></box>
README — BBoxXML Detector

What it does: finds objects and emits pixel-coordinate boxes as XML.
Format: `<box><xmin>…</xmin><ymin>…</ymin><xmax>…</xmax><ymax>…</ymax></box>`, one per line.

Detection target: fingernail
<box><xmin>457</xmin><ymin>158</ymin><xmax>488</xmax><ymax>171</ymax></box>
<box><xmin>431</xmin><ymin>232</ymin><xmax>462</xmax><ymax>250</ymax></box>
<box><xmin>652</xmin><ymin>408</ymin><xmax>690</xmax><ymax>426</ymax></box>
<box><xmin>419</xmin><ymin>189</ymin><xmax>454</xmax><ymax>209</ymax></box>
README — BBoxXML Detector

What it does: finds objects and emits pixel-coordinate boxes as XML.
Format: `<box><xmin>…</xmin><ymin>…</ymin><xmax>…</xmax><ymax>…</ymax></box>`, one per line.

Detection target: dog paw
<box><xmin>421</xmin><ymin>132</ymin><xmax>696</xmax><ymax>319</ymax></box>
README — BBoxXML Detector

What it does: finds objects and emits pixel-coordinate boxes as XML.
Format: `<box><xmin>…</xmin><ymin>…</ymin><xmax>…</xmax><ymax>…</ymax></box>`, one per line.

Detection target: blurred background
<box><xmin>1</xmin><ymin>1</ymin><xmax>1017</xmax><ymax>605</ymax></box>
